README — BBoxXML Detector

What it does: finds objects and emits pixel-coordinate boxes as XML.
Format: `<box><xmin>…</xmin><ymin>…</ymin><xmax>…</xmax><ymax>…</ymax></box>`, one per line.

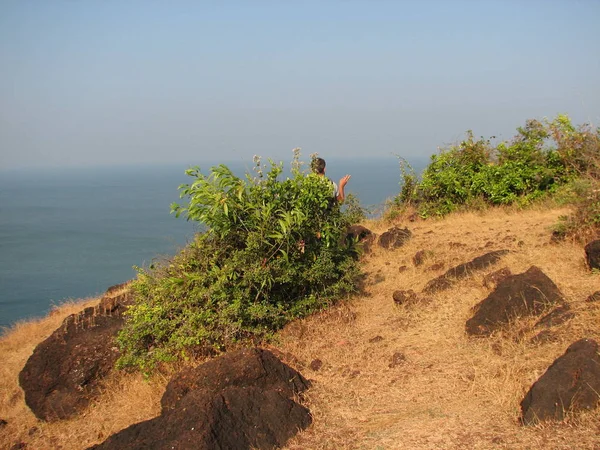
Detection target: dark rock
<box><xmin>369</xmin><ymin>336</ymin><xmax>384</xmax><ymax>343</ymax></box>
<box><xmin>19</xmin><ymin>288</ymin><xmax>134</xmax><ymax>421</ymax></box>
<box><xmin>91</xmin><ymin>348</ymin><xmax>311</xmax><ymax>450</ymax></box>
<box><xmin>161</xmin><ymin>348</ymin><xmax>310</xmax><ymax>412</ymax></box>
<box><xmin>584</xmin><ymin>240</ymin><xmax>600</xmax><ymax>270</ymax></box>
<box><xmin>310</xmin><ymin>359</ymin><xmax>323</xmax><ymax>371</ymax></box>
<box><xmin>466</xmin><ymin>266</ymin><xmax>564</xmax><ymax>336</ymax></box>
<box><xmin>423</xmin><ymin>250</ymin><xmax>509</xmax><ymax>294</ymax></box>
<box><xmin>0</xmin><ymin>418</ymin><xmax>7</xmax><ymax>427</ymax></box>
<box><xmin>521</xmin><ymin>339</ymin><xmax>600</xmax><ymax>425</ymax></box>
<box><xmin>550</xmin><ymin>230</ymin><xmax>566</xmax><ymax>243</ymax></box>
<box><xmin>412</xmin><ymin>250</ymin><xmax>426</xmax><ymax>267</ymax></box>
<box><xmin>389</xmin><ymin>352</ymin><xmax>406</xmax><ymax>368</ymax></box>
<box><xmin>448</xmin><ymin>242</ymin><xmax>467</xmax><ymax>248</ymax></box>
<box><xmin>90</xmin><ymin>386</ymin><xmax>311</xmax><ymax>450</ymax></box>
<box><xmin>535</xmin><ymin>305</ymin><xmax>575</xmax><ymax>329</ymax></box>
<box><xmin>426</xmin><ymin>262</ymin><xmax>445</xmax><ymax>272</ymax></box>
<box><xmin>530</xmin><ymin>330</ymin><xmax>560</xmax><ymax>345</ymax></box>
<box><xmin>372</xmin><ymin>274</ymin><xmax>386</xmax><ymax>284</ymax></box>
<box><xmin>398</xmin><ymin>265</ymin><xmax>408</xmax><ymax>273</ymax></box>
<box><xmin>345</xmin><ymin>225</ymin><xmax>376</xmax><ymax>254</ymax></box>
<box><xmin>378</xmin><ymin>226</ymin><xmax>412</xmax><ymax>250</ymax></box>
<box><xmin>10</xmin><ymin>443</ymin><xmax>26</xmax><ymax>450</ymax></box>
<box><xmin>482</xmin><ymin>267</ymin><xmax>512</xmax><ymax>289</ymax></box>
<box><xmin>392</xmin><ymin>290</ymin><xmax>419</xmax><ymax>306</ymax></box>
<box><xmin>586</xmin><ymin>291</ymin><xmax>600</xmax><ymax>303</ymax></box>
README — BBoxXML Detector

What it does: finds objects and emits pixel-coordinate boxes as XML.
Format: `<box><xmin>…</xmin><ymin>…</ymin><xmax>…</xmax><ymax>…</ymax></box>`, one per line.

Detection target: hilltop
<box><xmin>1</xmin><ymin>204</ymin><xmax>599</xmax><ymax>449</ymax></box>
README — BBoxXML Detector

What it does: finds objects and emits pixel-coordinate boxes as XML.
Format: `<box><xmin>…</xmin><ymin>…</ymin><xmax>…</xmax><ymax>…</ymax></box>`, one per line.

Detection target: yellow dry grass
<box><xmin>1</xmin><ymin>206</ymin><xmax>599</xmax><ymax>449</ymax></box>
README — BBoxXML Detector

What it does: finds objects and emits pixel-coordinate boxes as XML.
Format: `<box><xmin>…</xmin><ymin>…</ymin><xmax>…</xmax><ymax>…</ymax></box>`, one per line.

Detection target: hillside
<box><xmin>2</xmin><ymin>205</ymin><xmax>600</xmax><ymax>449</ymax></box>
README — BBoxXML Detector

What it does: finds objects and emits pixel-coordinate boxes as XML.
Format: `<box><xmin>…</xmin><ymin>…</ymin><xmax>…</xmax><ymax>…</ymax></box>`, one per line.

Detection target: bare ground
<box><xmin>1</xmin><ymin>206</ymin><xmax>599</xmax><ymax>449</ymax></box>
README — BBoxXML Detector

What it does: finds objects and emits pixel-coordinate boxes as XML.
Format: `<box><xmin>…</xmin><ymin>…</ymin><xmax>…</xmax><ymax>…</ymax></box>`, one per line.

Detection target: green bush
<box><xmin>395</xmin><ymin>115</ymin><xmax>592</xmax><ymax>218</ymax></box>
<box><xmin>117</xmin><ymin>151</ymin><xmax>361</xmax><ymax>372</ymax></box>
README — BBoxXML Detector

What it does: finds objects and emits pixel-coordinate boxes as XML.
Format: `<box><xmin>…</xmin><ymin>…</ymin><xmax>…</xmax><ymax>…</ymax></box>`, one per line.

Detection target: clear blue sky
<box><xmin>1</xmin><ymin>0</ymin><xmax>599</xmax><ymax>169</ymax></box>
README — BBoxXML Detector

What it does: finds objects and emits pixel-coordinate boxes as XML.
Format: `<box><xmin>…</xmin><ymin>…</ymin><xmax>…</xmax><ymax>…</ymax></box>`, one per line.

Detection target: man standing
<box><xmin>311</xmin><ymin>157</ymin><xmax>351</xmax><ymax>203</ymax></box>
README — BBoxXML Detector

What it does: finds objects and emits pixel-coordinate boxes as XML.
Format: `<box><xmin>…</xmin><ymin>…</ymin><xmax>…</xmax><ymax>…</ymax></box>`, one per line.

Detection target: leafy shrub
<box><xmin>117</xmin><ymin>151</ymin><xmax>361</xmax><ymax>371</ymax></box>
<box><xmin>393</xmin><ymin>115</ymin><xmax>594</xmax><ymax>218</ymax></box>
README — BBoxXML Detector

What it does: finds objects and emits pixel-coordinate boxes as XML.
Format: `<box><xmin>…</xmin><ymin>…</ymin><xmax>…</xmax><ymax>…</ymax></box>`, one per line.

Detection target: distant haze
<box><xmin>1</xmin><ymin>0</ymin><xmax>599</xmax><ymax>169</ymax></box>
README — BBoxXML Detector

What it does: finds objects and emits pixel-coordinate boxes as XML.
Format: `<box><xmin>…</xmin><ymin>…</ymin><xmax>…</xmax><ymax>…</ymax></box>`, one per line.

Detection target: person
<box><xmin>311</xmin><ymin>157</ymin><xmax>351</xmax><ymax>203</ymax></box>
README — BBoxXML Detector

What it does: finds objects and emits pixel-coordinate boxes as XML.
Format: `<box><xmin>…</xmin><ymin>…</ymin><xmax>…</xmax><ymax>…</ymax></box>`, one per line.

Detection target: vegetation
<box><xmin>117</xmin><ymin>150</ymin><xmax>361</xmax><ymax>371</ymax></box>
<box><xmin>393</xmin><ymin>114</ymin><xmax>600</xmax><ymax>239</ymax></box>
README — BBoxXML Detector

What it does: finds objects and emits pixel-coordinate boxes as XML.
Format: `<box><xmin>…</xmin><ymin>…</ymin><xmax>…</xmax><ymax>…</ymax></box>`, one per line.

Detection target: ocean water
<box><xmin>0</xmin><ymin>156</ymin><xmax>427</xmax><ymax>329</ymax></box>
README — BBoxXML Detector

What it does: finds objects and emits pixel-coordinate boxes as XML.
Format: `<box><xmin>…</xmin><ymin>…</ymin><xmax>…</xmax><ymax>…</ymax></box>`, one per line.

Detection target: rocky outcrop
<box><xmin>90</xmin><ymin>348</ymin><xmax>311</xmax><ymax>450</ymax></box>
<box><xmin>19</xmin><ymin>284</ymin><xmax>133</xmax><ymax>421</ymax></box>
<box><xmin>521</xmin><ymin>339</ymin><xmax>600</xmax><ymax>425</ymax></box>
<box><xmin>423</xmin><ymin>250</ymin><xmax>509</xmax><ymax>293</ymax></box>
<box><xmin>584</xmin><ymin>240</ymin><xmax>600</xmax><ymax>270</ymax></box>
<box><xmin>482</xmin><ymin>267</ymin><xmax>512</xmax><ymax>289</ymax></box>
<box><xmin>378</xmin><ymin>226</ymin><xmax>411</xmax><ymax>249</ymax></box>
<box><xmin>466</xmin><ymin>266</ymin><xmax>564</xmax><ymax>336</ymax></box>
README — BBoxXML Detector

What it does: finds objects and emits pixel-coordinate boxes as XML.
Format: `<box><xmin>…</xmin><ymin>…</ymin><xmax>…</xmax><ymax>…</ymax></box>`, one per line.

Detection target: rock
<box><xmin>521</xmin><ymin>339</ymin><xmax>600</xmax><ymax>425</ymax></box>
<box><xmin>412</xmin><ymin>250</ymin><xmax>426</xmax><ymax>266</ymax></box>
<box><xmin>90</xmin><ymin>349</ymin><xmax>311</xmax><ymax>450</ymax></box>
<box><xmin>423</xmin><ymin>250</ymin><xmax>509</xmax><ymax>293</ymax></box>
<box><xmin>19</xmin><ymin>287</ymin><xmax>134</xmax><ymax>421</ymax></box>
<box><xmin>368</xmin><ymin>336</ymin><xmax>384</xmax><ymax>343</ymax></box>
<box><xmin>0</xmin><ymin>418</ymin><xmax>7</xmax><ymax>427</ymax></box>
<box><xmin>389</xmin><ymin>352</ymin><xmax>406</xmax><ymax>368</ymax></box>
<box><xmin>310</xmin><ymin>359</ymin><xmax>323</xmax><ymax>371</ymax></box>
<box><xmin>392</xmin><ymin>290</ymin><xmax>419</xmax><ymax>306</ymax></box>
<box><xmin>372</xmin><ymin>274</ymin><xmax>386</xmax><ymax>284</ymax></box>
<box><xmin>584</xmin><ymin>240</ymin><xmax>600</xmax><ymax>270</ymax></box>
<box><xmin>10</xmin><ymin>442</ymin><xmax>26</xmax><ymax>450</ymax></box>
<box><xmin>345</xmin><ymin>225</ymin><xmax>376</xmax><ymax>254</ymax></box>
<box><xmin>398</xmin><ymin>265</ymin><xmax>408</xmax><ymax>273</ymax></box>
<box><xmin>534</xmin><ymin>305</ymin><xmax>575</xmax><ymax>328</ymax></box>
<box><xmin>586</xmin><ymin>291</ymin><xmax>600</xmax><ymax>303</ymax></box>
<box><xmin>426</xmin><ymin>262</ymin><xmax>445</xmax><ymax>272</ymax></box>
<box><xmin>378</xmin><ymin>226</ymin><xmax>412</xmax><ymax>249</ymax></box>
<box><xmin>466</xmin><ymin>266</ymin><xmax>564</xmax><ymax>336</ymax></box>
<box><xmin>482</xmin><ymin>267</ymin><xmax>512</xmax><ymax>289</ymax></box>
<box><xmin>161</xmin><ymin>348</ymin><xmax>310</xmax><ymax>412</ymax></box>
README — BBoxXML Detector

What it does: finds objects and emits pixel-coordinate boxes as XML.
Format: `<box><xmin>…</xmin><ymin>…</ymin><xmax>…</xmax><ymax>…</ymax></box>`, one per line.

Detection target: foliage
<box><xmin>393</xmin><ymin>115</ymin><xmax>597</xmax><ymax>219</ymax></box>
<box><xmin>117</xmin><ymin>150</ymin><xmax>361</xmax><ymax>371</ymax></box>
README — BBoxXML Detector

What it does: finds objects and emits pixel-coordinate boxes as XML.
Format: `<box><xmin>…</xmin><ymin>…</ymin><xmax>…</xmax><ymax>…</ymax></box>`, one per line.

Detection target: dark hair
<box><xmin>311</xmin><ymin>157</ymin><xmax>326</xmax><ymax>174</ymax></box>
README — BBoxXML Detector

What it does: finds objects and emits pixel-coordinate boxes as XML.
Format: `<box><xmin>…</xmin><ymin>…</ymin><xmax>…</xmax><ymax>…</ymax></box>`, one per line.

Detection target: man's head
<box><xmin>311</xmin><ymin>157</ymin><xmax>326</xmax><ymax>175</ymax></box>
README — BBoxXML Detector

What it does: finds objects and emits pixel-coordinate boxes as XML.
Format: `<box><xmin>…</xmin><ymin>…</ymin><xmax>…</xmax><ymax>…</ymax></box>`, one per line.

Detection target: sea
<box><xmin>0</xmin><ymin>156</ymin><xmax>428</xmax><ymax>329</ymax></box>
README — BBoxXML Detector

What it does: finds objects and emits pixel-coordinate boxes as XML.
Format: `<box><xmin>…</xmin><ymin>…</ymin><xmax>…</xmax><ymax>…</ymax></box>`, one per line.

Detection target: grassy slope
<box><xmin>2</xmin><ymin>206</ymin><xmax>600</xmax><ymax>449</ymax></box>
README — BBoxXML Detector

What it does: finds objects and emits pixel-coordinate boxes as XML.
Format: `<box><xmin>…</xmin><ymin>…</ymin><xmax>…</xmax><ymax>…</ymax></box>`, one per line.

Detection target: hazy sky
<box><xmin>1</xmin><ymin>0</ymin><xmax>599</xmax><ymax>169</ymax></box>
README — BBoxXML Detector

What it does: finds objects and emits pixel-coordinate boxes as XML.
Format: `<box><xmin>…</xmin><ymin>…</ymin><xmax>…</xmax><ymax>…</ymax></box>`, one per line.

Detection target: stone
<box><xmin>310</xmin><ymin>359</ymin><xmax>323</xmax><ymax>371</ymax></box>
<box><xmin>466</xmin><ymin>266</ymin><xmax>564</xmax><ymax>336</ymax></box>
<box><xmin>389</xmin><ymin>352</ymin><xmax>406</xmax><ymax>368</ymax></box>
<box><xmin>19</xmin><ymin>286</ymin><xmax>134</xmax><ymax>421</ymax></box>
<box><xmin>378</xmin><ymin>226</ymin><xmax>412</xmax><ymax>250</ymax></box>
<box><xmin>584</xmin><ymin>240</ymin><xmax>600</xmax><ymax>270</ymax></box>
<box><xmin>412</xmin><ymin>250</ymin><xmax>426</xmax><ymax>266</ymax></box>
<box><xmin>586</xmin><ymin>291</ymin><xmax>600</xmax><ymax>303</ymax></box>
<box><xmin>534</xmin><ymin>305</ymin><xmax>575</xmax><ymax>328</ymax></box>
<box><xmin>482</xmin><ymin>267</ymin><xmax>512</xmax><ymax>289</ymax></box>
<box><xmin>392</xmin><ymin>290</ymin><xmax>419</xmax><ymax>306</ymax></box>
<box><xmin>90</xmin><ymin>348</ymin><xmax>311</xmax><ymax>450</ymax></box>
<box><xmin>423</xmin><ymin>250</ymin><xmax>509</xmax><ymax>294</ymax></box>
<box><xmin>521</xmin><ymin>339</ymin><xmax>600</xmax><ymax>424</ymax></box>
<box><xmin>530</xmin><ymin>330</ymin><xmax>559</xmax><ymax>345</ymax></box>
<box><xmin>368</xmin><ymin>336</ymin><xmax>384</xmax><ymax>343</ymax></box>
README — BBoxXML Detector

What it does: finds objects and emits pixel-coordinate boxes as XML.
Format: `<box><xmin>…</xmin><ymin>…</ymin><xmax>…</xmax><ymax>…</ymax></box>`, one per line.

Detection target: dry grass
<box><xmin>2</xmin><ymin>206</ymin><xmax>600</xmax><ymax>449</ymax></box>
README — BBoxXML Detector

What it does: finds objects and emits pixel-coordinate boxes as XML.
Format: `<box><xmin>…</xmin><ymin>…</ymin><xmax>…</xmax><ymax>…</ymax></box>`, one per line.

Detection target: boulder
<box><xmin>466</xmin><ymin>266</ymin><xmax>564</xmax><ymax>336</ymax></box>
<box><xmin>584</xmin><ymin>240</ymin><xmax>600</xmax><ymax>270</ymax></box>
<box><xmin>345</xmin><ymin>225</ymin><xmax>375</xmax><ymax>254</ymax></box>
<box><xmin>19</xmin><ymin>285</ymin><xmax>133</xmax><ymax>421</ymax></box>
<box><xmin>423</xmin><ymin>250</ymin><xmax>509</xmax><ymax>293</ymax></box>
<box><xmin>90</xmin><ymin>348</ymin><xmax>311</xmax><ymax>450</ymax></box>
<box><xmin>161</xmin><ymin>348</ymin><xmax>310</xmax><ymax>411</ymax></box>
<box><xmin>521</xmin><ymin>339</ymin><xmax>600</xmax><ymax>425</ymax></box>
<box><xmin>378</xmin><ymin>226</ymin><xmax>411</xmax><ymax>249</ymax></box>
<box><xmin>392</xmin><ymin>289</ymin><xmax>419</xmax><ymax>306</ymax></box>
<box><xmin>534</xmin><ymin>305</ymin><xmax>575</xmax><ymax>329</ymax></box>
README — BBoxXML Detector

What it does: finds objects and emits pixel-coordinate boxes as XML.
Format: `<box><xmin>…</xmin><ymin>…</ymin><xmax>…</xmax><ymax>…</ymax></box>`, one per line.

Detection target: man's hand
<box><xmin>337</xmin><ymin>175</ymin><xmax>351</xmax><ymax>202</ymax></box>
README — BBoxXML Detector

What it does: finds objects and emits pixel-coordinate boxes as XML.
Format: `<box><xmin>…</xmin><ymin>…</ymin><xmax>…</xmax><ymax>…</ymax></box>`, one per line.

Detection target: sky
<box><xmin>1</xmin><ymin>0</ymin><xmax>599</xmax><ymax>169</ymax></box>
